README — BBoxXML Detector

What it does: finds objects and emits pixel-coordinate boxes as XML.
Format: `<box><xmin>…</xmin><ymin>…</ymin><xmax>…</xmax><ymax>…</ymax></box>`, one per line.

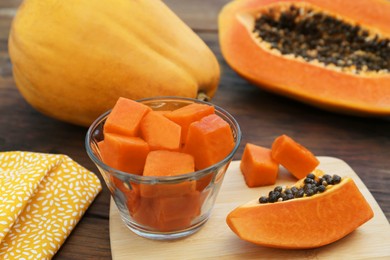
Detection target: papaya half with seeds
<box><xmin>9</xmin><ymin>0</ymin><xmax>220</xmax><ymax>126</ymax></box>
<box><xmin>226</xmin><ymin>171</ymin><xmax>374</xmax><ymax>249</ymax></box>
<box><xmin>219</xmin><ymin>0</ymin><xmax>390</xmax><ymax>116</ymax></box>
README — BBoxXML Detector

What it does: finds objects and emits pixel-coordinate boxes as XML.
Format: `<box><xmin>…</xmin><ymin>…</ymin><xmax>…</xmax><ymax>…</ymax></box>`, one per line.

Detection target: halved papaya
<box><xmin>226</xmin><ymin>171</ymin><xmax>374</xmax><ymax>248</ymax></box>
<box><xmin>219</xmin><ymin>0</ymin><xmax>390</xmax><ymax>116</ymax></box>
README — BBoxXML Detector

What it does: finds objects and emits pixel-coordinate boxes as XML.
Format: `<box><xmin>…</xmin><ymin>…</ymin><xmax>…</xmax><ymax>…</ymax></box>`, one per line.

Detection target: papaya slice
<box><xmin>219</xmin><ymin>0</ymin><xmax>390</xmax><ymax>116</ymax></box>
<box><xmin>240</xmin><ymin>143</ymin><xmax>279</xmax><ymax>187</ymax></box>
<box><xmin>135</xmin><ymin>151</ymin><xmax>202</xmax><ymax>231</ymax></box>
<box><xmin>98</xmin><ymin>133</ymin><xmax>149</xmax><ymax>174</ymax></box>
<box><xmin>104</xmin><ymin>97</ymin><xmax>151</xmax><ymax>137</ymax></box>
<box><xmin>152</xmin><ymin>191</ymin><xmax>202</xmax><ymax>231</ymax></box>
<box><xmin>124</xmin><ymin>183</ymin><xmax>141</xmax><ymax>216</ymax></box>
<box><xmin>131</xmin><ymin>197</ymin><xmax>159</xmax><ymax>229</ymax></box>
<box><xmin>132</xmin><ymin>192</ymin><xmax>202</xmax><ymax>232</ymax></box>
<box><xmin>226</xmin><ymin>171</ymin><xmax>374</xmax><ymax>249</ymax></box>
<box><xmin>165</xmin><ymin>103</ymin><xmax>215</xmax><ymax>144</ymax></box>
<box><xmin>140</xmin><ymin>150</ymin><xmax>196</xmax><ymax>198</ymax></box>
<box><xmin>183</xmin><ymin>114</ymin><xmax>235</xmax><ymax>170</ymax></box>
<box><xmin>140</xmin><ymin>111</ymin><xmax>181</xmax><ymax>151</ymax></box>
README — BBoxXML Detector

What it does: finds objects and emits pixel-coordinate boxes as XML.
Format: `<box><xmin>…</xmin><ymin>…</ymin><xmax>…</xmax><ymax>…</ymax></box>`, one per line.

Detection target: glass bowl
<box><xmin>85</xmin><ymin>96</ymin><xmax>241</xmax><ymax>240</ymax></box>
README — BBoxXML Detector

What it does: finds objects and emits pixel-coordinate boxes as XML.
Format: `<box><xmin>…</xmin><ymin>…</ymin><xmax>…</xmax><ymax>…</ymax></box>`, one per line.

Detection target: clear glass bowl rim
<box><xmin>85</xmin><ymin>96</ymin><xmax>242</xmax><ymax>184</ymax></box>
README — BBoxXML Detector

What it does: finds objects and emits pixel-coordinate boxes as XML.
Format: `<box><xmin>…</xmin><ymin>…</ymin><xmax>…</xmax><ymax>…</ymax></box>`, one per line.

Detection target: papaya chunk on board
<box><xmin>140</xmin><ymin>111</ymin><xmax>181</xmax><ymax>151</ymax></box>
<box><xmin>98</xmin><ymin>133</ymin><xmax>149</xmax><ymax>174</ymax></box>
<box><xmin>165</xmin><ymin>103</ymin><xmax>215</xmax><ymax>144</ymax></box>
<box><xmin>183</xmin><ymin>114</ymin><xmax>235</xmax><ymax>170</ymax></box>
<box><xmin>271</xmin><ymin>134</ymin><xmax>319</xmax><ymax>179</ymax></box>
<box><xmin>140</xmin><ymin>150</ymin><xmax>196</xmax><ymax>198</ymax></box>
<box><xmin>240</xmin><ymin>143</ymin><xmax>279</xmax><ymax>187</ymax></box>
<box><xmin>104</xmin><ymin>97</ymin><xmax>151</xmax><ymax>137</ymax></box>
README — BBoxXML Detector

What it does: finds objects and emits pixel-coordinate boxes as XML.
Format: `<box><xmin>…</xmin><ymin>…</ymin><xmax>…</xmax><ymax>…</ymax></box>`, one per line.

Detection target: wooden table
<box><xmin>0</xmin><ymin>0</ymin><xmax>389</xmax><ymax>259</ymax></box>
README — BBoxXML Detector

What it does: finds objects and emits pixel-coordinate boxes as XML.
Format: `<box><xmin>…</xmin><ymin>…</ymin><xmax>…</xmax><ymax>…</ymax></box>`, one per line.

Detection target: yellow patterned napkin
<box><xmin>0</xmin><ymin>151</ymin><xmax>102</xmax><ymax>259</ymax></box>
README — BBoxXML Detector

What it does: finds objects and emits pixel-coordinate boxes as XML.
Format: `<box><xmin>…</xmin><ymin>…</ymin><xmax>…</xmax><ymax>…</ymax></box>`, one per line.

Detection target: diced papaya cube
<box><xmin>140</xmin><ymin>150</ymin><xmax>196</xmax><ymax>197</ymax></box>
<box><xmin>104</xmin><ymin>97</ymin><xmax>151</xmax><ymax>137</ymax></box>
<box><xmin>240</xmin><ymin>143</ymin><xmax>279</xmax><ymax>187</ymax></box>
<box><xmin>142</xmin><ymin>150</ymin><xmax>195</xmax><ymax>177</ymax></box>
<box><xmin>183</xmin><ymin>114</ymin><xmax>235</xmax><ymax>170</ymax></box>
<box><xmin>98</xmin><ymin>133</ymin><xmax>149</xmax><ymax>174</ymax></box>
<box><xmin>153</xmin><ymin>191</ymin><xmax>202</xmax><ymax>231</ymax></box>
<box><xmin>156</xmin><ymin>217</ymin><xmax>192</xmax><ymax>232</ymax></box>
<box><xmin>271</xmin><ymin>134</ymin><xmax>319</xmax><ymax>179</ymax></box>
<box><xmin>165</xmin><ymin>103</ymin><xmax>215</xmax><ymax>144</ymax></box>
<box><xmin>131</xmin><ymin>193</ymin><xmax>201</xmax><ymax>232</ymax></box>
<box><xmin>123</xmin><ymin>183</ymin><xmax>140</xmax><ymax>215</ymax></box>
<box><xmin>140</xmin><ymin>111</ymin><xmax>181</xmax><ymax>151</ymax></box>
<box><xmin>196</xmin><ymin>173</ymin><xmax>213</xmax><ymax>191</ymax></box>
<box><xmin>155</xmin><ymin>192</ymin><xmax>201</xmax><ymax>221</ymax></box>
<box><xmin>131</xmin><ymin>197</ymin><xmax>159</xmax><ymax>229</ymax></box>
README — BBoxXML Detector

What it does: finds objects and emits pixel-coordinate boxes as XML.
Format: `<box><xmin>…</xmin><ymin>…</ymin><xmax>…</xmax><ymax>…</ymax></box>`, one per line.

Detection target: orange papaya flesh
<box><xmin>140</xmin><ymin>111</ymin><xmax>181</xmax><ymax>151</ymax></box>
<box><xmin>131</xmin><ymin>197</ymin><xmax>159</xmax><ymax>229</ymax></box>
<box><xmin>154</xmin><ymin>192</ymin><xmax>201</xmax><ymax>221</ymax></box>
<box><xmin>240</xmin><ymin>143</ymin><xmax>279</xmax><ymax>187</ymax></box>
<box><xmin>98</xmin><ymin>133</ymin><xmax>150</xmax><ymax>174</ymax></box>
<box><xmin>153</xmin><ymin>192</ymin><xmax>201</xmax><ymax>231</ymax></box>
<box><xmin>131</xmin><ymin>192</ymin><xmax>202</xmax><ymax>232</ymax></box>
<box><xmin>140</xmin><ymin>150</ymin><xmax>196</xmax><ymax>198</ymax></box>
<box><xmin>123</xmin><ymin>183</ymin><xmax>141</xmax><ymax>216</ymax></box>
<box><xmin>226</xmin><ymin>171</ymin><xmax>374</xmax><ymax>249</ymax></box>
<box><xmin>271</xmin><ymin>134</ymin><xmax>319</xmax><ymax>179</ymax></box>
<box><xmin>104</xmin><ymin>97</ymin><xmax>151</xmax><ymax>136</ymax></box>
<box><xmin>196</xmin><ymin>173</ymin><xmax>214</xmax><ymax>191</ymax></box>
<box><xmin>165</xmin><ymin>103</ymin><xmax>215</xmax><ymax>144</ymax></box>
<box><xmin>132</xmin><ymin>198</ymin><xmax>188</xmax><ymax>232</ymax></box>
<box><xmin>219</xmin><ymin>0</ymin><xmax>390</xmax><ymax>116</ymax></box>
<box><xmin>183</xmin><ymin>114</ymin><xmax>235</xmax><ymax>170</ymax></box>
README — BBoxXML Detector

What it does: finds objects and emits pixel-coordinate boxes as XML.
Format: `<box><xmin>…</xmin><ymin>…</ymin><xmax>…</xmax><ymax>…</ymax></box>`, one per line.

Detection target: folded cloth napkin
<box><xmin>0</xmin><ymin>151</ymin><xmax>102</xmax><ymax>259</ymax></box>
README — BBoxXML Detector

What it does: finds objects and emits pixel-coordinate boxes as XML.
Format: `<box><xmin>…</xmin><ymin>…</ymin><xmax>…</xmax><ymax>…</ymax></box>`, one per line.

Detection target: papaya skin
<box><xmin>219</xmin><ymin>0</ymin><xmax>390</xmax><ymax>116</ymax></box>
<box><xmin>226</xmin><ymin>177</ymin><xmax>374</xmax><ymax>249</ymax></box>
<box><xmin>9</xmin><ymin>0</ymin><xmax>220</xmax><ymax>126</ymax></box>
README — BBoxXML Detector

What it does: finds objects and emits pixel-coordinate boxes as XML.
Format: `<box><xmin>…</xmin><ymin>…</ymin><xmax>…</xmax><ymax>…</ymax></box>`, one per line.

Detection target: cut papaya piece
<box><xmin>156</xmin><ymin>217</ymin><xmax>193</xmax><ymax>232</ymax></box>
<box><xmin>271</xmin><ymin>134</ymin><xmax>319</xmax><ymax>179</ymax></box>
<box><xmin>104</xmin><ymin>97</ymin><xmax>151</xmax><ymax>136</ymax></box>
<box><xmin>98</xmin><ymin>133</ymin><xmax>150</xmax><ymax>174</ymax></box>
<box><xmin>131</xmin><ymin>192</ymin><xmax>201</xmax><ymax>232</ymax></box>
<box><xmin>196</xmin><ymin>174</ymin><xmax>214</xmax><ymax>191</ymax></box>
<box><xmin>123</xmin><ymin>183</ymin><xmax>140</xmax><ymax>215</ymax></box>
<box><xmin>183</xmin><ymin>114</ymin><xmax>235</xmax><ymax>170</ymax></box>
<box><xmin>219</xmin><ymin>0</ymin><xmax>390</xmax><ymax>116</ymax></box>
<box><xmin>131</xmin><ymin>197</ymin><xmax>159</xmax><ymax>229</ymax></box>
<box><xmin>240</xmin><ymin>143</ymin><xmax>279</xmax><ymax>187</ymax></box>
<box><xmin>153</xmin><ymin>191</ymin><xmax>202</xmax><ymax>231</ymax></box>
<box><xmin>165</xmin><ymin>103</ymin><xmax>215</xmax><ymax>144</ymax></box>
<box><xmin>155</xmin><ymin>192</ymin><xmax>201</xmax><ymax>220</ymax></box>
<box><xmin>226</xmin><ymin>171</ymin><xmax>374</xmax><ymax>249</ymax></box>
<box><xmin>140</xmin><ymin>111</ymin><xmax>181</xmax><ymax>151</ymax></box>
<box><xmin>140</xmin><ymin>150</ymin><xmax>196</xmax><ymax>197</ymax></box>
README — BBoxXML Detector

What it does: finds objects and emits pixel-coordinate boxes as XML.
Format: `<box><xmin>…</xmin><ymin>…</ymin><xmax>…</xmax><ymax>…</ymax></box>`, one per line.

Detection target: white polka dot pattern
<box><xmin>0</xmin><ymin>152</ymin><xmax>102</xmax><ymax>259</ymax></box>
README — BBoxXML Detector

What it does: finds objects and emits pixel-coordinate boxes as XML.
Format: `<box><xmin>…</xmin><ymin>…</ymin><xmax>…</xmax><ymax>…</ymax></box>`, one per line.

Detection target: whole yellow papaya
<box><xmin>9</xmin><ymin>0</ymin><xmax>220</xmax><ymax>126</ymax></box>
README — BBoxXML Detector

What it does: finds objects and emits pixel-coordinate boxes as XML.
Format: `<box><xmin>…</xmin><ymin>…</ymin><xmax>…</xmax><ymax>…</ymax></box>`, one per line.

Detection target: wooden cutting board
<box><xmin>109</xmin><ymin>157</ymin><xmax>390</xmax><ymax>259</ymax></box>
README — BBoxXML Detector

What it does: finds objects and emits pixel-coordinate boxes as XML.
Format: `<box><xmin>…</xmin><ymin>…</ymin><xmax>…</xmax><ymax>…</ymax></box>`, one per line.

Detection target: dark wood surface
<box><xmin>0</xmin><ymin>0</ymin><xmax>389</xmax><ymax>259</ymax></box>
